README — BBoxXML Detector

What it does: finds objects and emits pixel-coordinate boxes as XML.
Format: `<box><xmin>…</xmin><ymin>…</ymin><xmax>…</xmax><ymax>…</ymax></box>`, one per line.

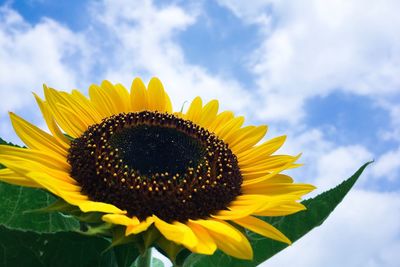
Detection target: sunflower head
<box><xmin>0</xmin><ymin>77</ymin><xmax>315</xmax><ymax>260</ymax></box>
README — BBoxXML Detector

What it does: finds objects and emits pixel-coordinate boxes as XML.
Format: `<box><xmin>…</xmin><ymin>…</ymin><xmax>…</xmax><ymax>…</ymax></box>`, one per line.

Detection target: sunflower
<box><xmin>0</xmin><ymin>77</ymin><xmax>314</xmax><ymax>260</ymax></box>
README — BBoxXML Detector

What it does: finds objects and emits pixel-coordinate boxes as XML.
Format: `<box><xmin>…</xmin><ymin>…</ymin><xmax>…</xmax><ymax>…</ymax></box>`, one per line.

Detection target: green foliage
<box><xmin>113</xmin><ymin>243</ymin><xmax>141</xmax><ymax>267</ymax></box>
<box><xmin>0</xmin><ymin>225</ymin><xmax>116</xmax><ymax>267</ymax></box>
<box><xmin>0</xmin><ymin>182</ymin><xmax>80</xmax><ymax>233</ymax></box>
<box><xmin>183</xmin><ymin>162</ymin><xmax>371</xmax><ymax>267</ymax></box>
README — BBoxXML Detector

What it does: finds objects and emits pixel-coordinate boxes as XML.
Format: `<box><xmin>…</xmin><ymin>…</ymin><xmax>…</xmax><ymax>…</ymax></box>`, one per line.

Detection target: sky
<box><xmin>0</xmin><ymin>0</ymin><xmax>399</xmax><ymax>266</ymax></box>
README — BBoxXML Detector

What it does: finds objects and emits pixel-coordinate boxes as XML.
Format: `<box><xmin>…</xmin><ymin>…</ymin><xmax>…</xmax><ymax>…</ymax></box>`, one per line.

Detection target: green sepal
<box><xmin>107</xmin><ymin>226</ymin><xmax>141</xmax><ymax>250</ymax></box>
<box><xmin>74</xmin><ymin>212</ymin><xmax>105</xmax><ymax>223</ymax></box>
<box><xmin>180</xmin><ymin>101</ymin><xmax>188</xmax><ymax>113</ymax></box>
<box><xmin>156</xmin><ymin>237</ymin><xmax>185</xmax><ymax>265</ymax></box>
<box><xmin>26</xmin><ymin>197</ymin><xmax>105</xmax><ymax>224</ymax></box>
<box><xmin>175</xmin><ymin>249</ymin><xmax>192</xmax><ymax>267</ymax></box>
<box><xmin>64</xmin><ymin>134</ymin><xmax>74</xmax><ymax>141</ymax></box>
<box><xmin>24</xmin><ymin>198</ymin><xmax>79</xmax><ymax>214</ymax></box>
<box><xmin>79</xmin><ymin>222</ymin><xmax>114</xmax><ymax>236</ymax></box>
<box><xmin>143</xmin><ymin>225</ymin><xmax>161</xmax><ymax>249</ymax></box>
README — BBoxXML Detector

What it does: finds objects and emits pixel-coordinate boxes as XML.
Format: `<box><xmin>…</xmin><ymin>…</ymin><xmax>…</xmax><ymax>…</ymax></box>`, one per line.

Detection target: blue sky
<box><xmin>1</xmin><ymin>0</ymin><xmax>400</xmax><ymax>266</ymax></box>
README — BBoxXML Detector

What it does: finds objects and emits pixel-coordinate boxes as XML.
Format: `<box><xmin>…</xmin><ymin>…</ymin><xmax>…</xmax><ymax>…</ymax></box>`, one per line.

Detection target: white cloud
<box><xmin>219</xmin><ymin>0</ymin><xmax>400</xmax><ymax>123</ymax></box>
<box><xmin>0</xmin><ymin>0</ymin><xmax>254</xmax><ymax>143</ymax></box>
<box><xmin>371</xmin><ymin>147</ymin><xmax>400</xmax><ymax>182</ymax></box>
<box><xmin>0</xmin><ymin>6</ymin><xmax>90</xmax><ymax>112</ymax></box>
<box><xmin>263</xmin><ymin>189</ymin><xmax>400</xmax><ymax>267</ymax></box>
<box><xmin>0</xmin><ymin>5</ymin><xmax>91</xmax><ymax>143</ymax></box>
<box><xmin>89</xmin><ymin>0</ymin><xmax>253</xmax><ymax>113</ymax></box>
<box><xmin>314</xmin><ymin>145</ymin><xmax>373</xmax><ymax>192</ymax></box>
<box><xmin>378</xmin><ymin>101</ymin><xmax>400</xmax><ymax>142</ymax></box>
<box><xmin>216</xmin><ymin>0</ymin><xmax>272</xmax><ymax>24</ymax></box>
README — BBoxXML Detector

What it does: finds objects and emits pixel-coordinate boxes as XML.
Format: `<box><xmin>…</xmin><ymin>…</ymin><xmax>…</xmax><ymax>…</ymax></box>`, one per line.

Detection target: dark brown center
<box><xmin>67</xmin><ymin>111</ymin><xmax>242</xmax><ymax>222</ymax></box>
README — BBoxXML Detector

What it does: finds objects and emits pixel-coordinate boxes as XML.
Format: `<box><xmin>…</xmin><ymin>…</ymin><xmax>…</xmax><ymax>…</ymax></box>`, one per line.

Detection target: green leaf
<box><xmin>0</xmin><ymin>225</ymin><xmax>117</xmax><ymax>267</ymax></box>
<box><xmin>0</xmin><ymin>182</ymin><xmax>80</xmax><ymax>233</ymax></box>
<box><xmin>113</xmin><ymin>243</ymin><xmax>141</xmax><ymax>267</ymax></box>
<box><xmin>0</xmin><ymin>138</ymin><xmax>80</xmax><ymax>233</ymax></box>
<box><xmin>183</xmin><ymin>162</ymin><xmax>371</xmax><ymax>267</ymax></box>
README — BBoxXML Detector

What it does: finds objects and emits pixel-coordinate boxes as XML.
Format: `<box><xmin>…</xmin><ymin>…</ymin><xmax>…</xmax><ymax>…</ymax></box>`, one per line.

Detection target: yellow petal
<box><xmin>25</xmin><ymin>172</ymin><xmax>124</xmax><ymax>214</ymax></box>
<box><xmin>241</xmin><ymin>155</ymin><xmax>299</xmax><ymax>173</ymax></box>
<box><xmin>24</xmin><ymin>171</ymin><xmax>84</xmax><ymax>204</ymax></box>
<box><xmin>185</xmin><ymin>97</ymin><xmax>203</xmax><ymax>123</ymax></box>
<box><xmin>189</xmin><ymin>218</ymin><xmax>242</xmax><ymax>242</ymax></box>
<box><xmin>186</xmin><ymin>222</ymin><xmax>217</xmax><ymax>255</ymax></box>
<box><xmin>233</xmin><ymin>216</ymin><xmax>291</xmax><ymax>244</ymax></box>
<box><xmin>153</xmin><ymin>216</ymin><xmax>198</xmax><ymax>249</ymax></box>
<box><xmin>198</xmin><ymin>100</ymin><xmax>219</xmax><ymax>127</ymax></box>
<box><xmin>227</xmin><ymin>195</ymin><xmax>274</xmax><ymax>209</ymax></box>
<box><xmin>130</xmin><ymin>77</ymin><xmax>148</xmax><ymax>111</ymax></box>
<box><xmin>224</xmin><ymin>125</ymin><xmax>256</xmax><ymax>146</ymax></box>
<box><xmin>0</xmin><ymin>168</ymin><xmax>41</xmax><ymax>188</ymax></box>
<box><xmin>0</xmin><ymin>145</ymin><xmax>69</xmax><ymax>171</ymax></box>
<box><xmin>102</xmin><ymin>214</ymin><xmax>140</xmax><ymax>226</ymax></box>
<box><xmin>33</xmin><ymin>93</ymin><xmax>70</xmax><ymax>148</ymax></box>
<box><xmin>193</xmin><ymin>219</ymin><xmax>253</xmax><ymax>260</ymax></box>
<box><xmin>225</xmin><ymin>195</ymin><xmax>302</xmax><ymax>218</ymax></box>
<box><xmin>207</xmin><ymin>111</ymin><xmax>234</xmax><ymax>133</ymax></box>
<box><xmin>0</xmin><ymin>155</ymin><xmax>76</xmax><ymax>185</ymax></box>
<box><xmin>43</xmin><ymin>86</ymin><xmax>83</xmax><ymax>138</ymax></box>
<box><xmin>254</xmin><ymin>202</ymin><xmax>307</xmax><ymax>216</ymax></box>
<box><xmin>230</xmin><ymin>126</ymin><xmax>268</xmax><ymax>154</ymax></box>
<box><xmin>71</xmin><ymin>89</ymin><xmax>103</xmax><ymax>123</ymax></box>
<box><xmin>115</xmin><ymin>83</ymin><xmax>131</xmax><ymax>112</ymax></box>
<box><xmin>100</xmin><ymin>80</ymin><xmax>127</xmax><ymax>114</ymax></box>
<box><xmin>209</xmin><ymin>231</ymin><xmax>253</xmax><ymax>260</ymax></box>
<box><xmin>78</xmin><ymin>201</ymin><xmax>126</xmax><ymax>214</ymax></box>
<box><xmin>242</xmin><ymin>154</ymin><xmax>301</xmax><ymax>186</ymax></box>
<box><xmin>237</xmin><ymin>136</ymin><xmax>287</xmax><ymax>164</ymax></box>
<box><xmin>242</xmin><ymin>182</ymin><xmax>316</xmax><ymax>196</ymax></box>
<box><xmin>164</xmin><ymin>91</ymin><xmax>173</xmax><ymax>113</ymax></box>
<box><xmin>211</xmin><ymin>204</ymin><xmax>261</xmax><ymax>220</ymax></box>
<box><xmin>126</xmin><ymin>217</ymin><xmax>154</xmax><ymax>235</ymax></box>
<box><xmin>265</xmin><ymin>174</ymin><xmax>294</xmax><ymax>184</ymax></box>
<box><xmin>234</xmin><ymin>194</ymin><xmax>300</xmax><ymax>204</ymax></box>
<box><xmin>89</xmin><ymin>84</ymin><xmax>116</xmax><ymax>117</ymax></box>
<box><xmin>56</xmin><ymin>90</ymin><xmax>96</xmax><ymax>128</ymax></box>
<box><xmin>9</xmin><ymin>112</ymin><xmax>68</xmax><ymax>157</ymax></box>
<box><xmin>147</xmin><ymin>77</ymin><xmax>167</xmax><ymax>112</ymax></box>
<box><xmin>55</xmin><ymin>103</ymin><xmax>88</xmax><ymax>135</ymax></box>
<box><xmin>214</xmin><ymin>116</ymin><xmax>244</xmax><ymax>140</ymax></box>
<box><xmin>57</xmin><ymin>91</ymin><xmax>100</xmax><ymax>127</ymax></box>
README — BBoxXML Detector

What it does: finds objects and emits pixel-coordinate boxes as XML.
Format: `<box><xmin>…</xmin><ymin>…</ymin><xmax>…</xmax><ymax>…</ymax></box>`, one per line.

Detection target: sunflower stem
<box><xmin>136</xmin><ymin>248</ymin><xmax>152</xmax><ymax>267</ymax></box>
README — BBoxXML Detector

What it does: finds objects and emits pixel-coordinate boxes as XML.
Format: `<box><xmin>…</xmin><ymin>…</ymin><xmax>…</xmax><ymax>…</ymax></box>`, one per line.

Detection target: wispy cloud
<box><xmin>219</xmin><ymin>0</ymin><xmax>400</xmax><ymax>123</ymax></box>
<box><xmin>88</xmin><ymin>0</ymin><xmax>253</xmax><ymax>112</ymax></box>
<box><xmin>0</xmin><ymin>0</ymin><xmax>252</xmax><ymax>143</ymax></box>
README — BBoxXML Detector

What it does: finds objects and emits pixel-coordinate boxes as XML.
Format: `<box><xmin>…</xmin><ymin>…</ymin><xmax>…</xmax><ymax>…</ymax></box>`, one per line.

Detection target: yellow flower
<box><xmin>0</xmin><ymin>77</ymin><xmax>314</xmax><ymax>259</ymax></box>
